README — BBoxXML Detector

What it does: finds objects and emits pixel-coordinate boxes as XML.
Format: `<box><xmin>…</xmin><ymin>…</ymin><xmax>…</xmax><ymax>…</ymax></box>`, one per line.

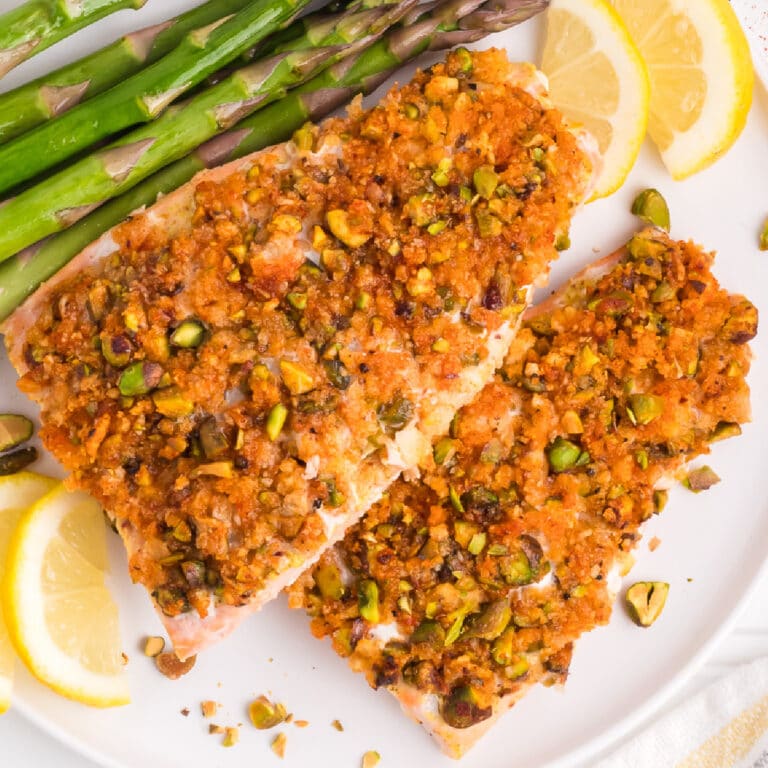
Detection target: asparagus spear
<box><xmin>0</xmin><ymin>0</ymin><xmax>314</xmax><ymax>196</ymax></box>
<box><xmin>0</xmin><ymin>1</ymin><xmax>416</xmax><ymax>264</ymax></box>
<box><xmin>0</xmin><ymin>0</ymin><xmax>550</xmax><ymax>321</ymax></box>
<box><xmin>0</xmin><ymin>0</ymin><xmax>258</xmax><ymax>145</ymax></box>
<box><xmin>0</xmin><ymin>0</ymin><xmax>147</xmax><ymax>79</ymax></box>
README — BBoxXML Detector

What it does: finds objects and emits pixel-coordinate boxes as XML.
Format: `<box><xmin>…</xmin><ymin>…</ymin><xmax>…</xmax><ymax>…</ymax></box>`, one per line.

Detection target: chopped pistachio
<box><xmin>287</xmin><ymin>292</ymin><xmax>307</xmax><ymax>310</ymax></box>
<box><xmin>708</xmin><ymin>421</ymin><xmax>742</xmax><ymax>443</ymax></box>
<box><xmin>431</xmin><ymin>157</ymin><xmax>453</xmax><ymax>187</ymax></box>
<box><xmin>468</xmin><ymin>532</ymin><xmax>487</xmax><ymax>555</ymax></box>
<box><xmin>170</xmin><ymin>319</ymin><xmax>205</xmax><ymax>348</ymax></box>
<box><xmin>411</xmin><ymin>620</ymin><xmax>445</xmax><ymax>648</ymax></box>
<box><xmin>761</xmin><ymin>217</ymin><xmax>768</xmax><ymax>251</ymax></box>
<box><xmin>226</xmin><ymin>267</ymin><xmax>241</xmax><ymax>283</ymax></box>
<box><xmin>635</xmin><ymin>449</ymin><xmax>649</xmax><ymax>470</ymax></box>
<box><xmin>377</xmin><ymin>395</ymin><xmax>414</xmax><ymax>432</ymax></box>
<box><xmin>626</xmin><ymin>581</ymin><xmax>669</xmax><ymax>627</ymax></box>
<box><xmin>431</xmin><ymin>337</ymin><xmax>450</xmax><ymax>353</ymax></box>
<box><xmin>190</xmin><ymin>461</ymin><xmax>233</xmax><ymax>479</ymax></box>
<box><xmin>222</xmin><ymin>726</ymin><xmax>239</xmax><ymax>748</ymax></box>
<box><xmin>362</xmin><ymin>751</ymin><xmax>381</xmax><ymax>768</ymax></box>
<box><xmin>444</xmin><ymin>611</ymin><xmax>467</xmax><ymax>646</ymax></box>
<box><xmin>473</xmin><ymin>165</ymin><xmax>499</xmax><ymax>199</ymax></box>
<box><xmin>327</xmin><ymin>209</ymin><xmax>371</xmax><ymax>249</ymax></box>
<box><xmin>441</xmin><ymin>685</ymin><xmax>492</xmax><ymax>729</ymax></box>
<box><xmin>547</xmin><ymin>436</ymin><xmax>582</xmax><ymax>473</ymax></box>
<box><xmin>0</xmin><ymin>414</ymin><xmax>33</xmax><ymax>453</ymax></box>
<box><xmin>651</xmin><ymin>280</ymin><xmax>677</xmax><ymax>303</ymax></box>
<box><xmin>323</xmin><ymin>359</ymin><xmax>351</xmax><ymax>390</ymax></box>
<box><xmin>266</xmin><ymin>404</ymin><xmax>288</xmax><ymax>441</ymax></box>
<box><xmin>314</xmin><ymin>563</ymin><xmax>345</xmax><ymax>600</ymax></box>
<box><xmin>143</xmin><ymin>636</ymin><xmax>165</xmax><ymax>657</ymax></box>
<box><xmin>403</xmin><ymin>102</ymin><xmax>419</xmax><ymax>119</ymax></box>
<box><xmin>449</xmin><ymin>485</ymin><xmax>465</xmax><ymax>514</ymax></box>
<box><xmin>249</xmin><ymin>695</ymin><xmax>287</xmax><ymax>729</ymax></box>
<box><xmin>433</xmin><ymin>437</ymin><xmax>457</xmax><ymax>465</ymax></box>
<box><xmin>631</xmin><ymin>188</ymin><xmax>670</xmax><ymax>231</ymax></box>
<box><xmin>653</xmin><ymin>489</ymin><xmax>669</xmax><ymax>514</ymax></box>
<box><xmin>555</xmin><ymin>233</ymin><xmax>571</xmax><ymax>251</ymax></box>
<box><xmin>271</xmin><ymin>732</ymin><xmax>287</xmax><ymax>759</ymax></box>
<box><xmin>627</xmin><ymin>393</ymin><xmax>664</xmax><ymax>425</ymax></box>
<box><xmin>358</xmin><ymin>579</ymin><xmax>380</xmax><ymax>623</ymax></box>
<box><xmin>684</xmin><ymin>465</ymin><xmax>720</xmax><ymax>493</ymax></box>
<box><xmin>464</xmin><ymin>600</ymin><xmax>512</xmax><ymax>641</ymax></box>
<box><xmin>279</xmin><ymin>360</ymin><xmax>315</xmax><ymax>395</ymax></box>
<box><xmin>292</xmin><ymin>123</ymin><xmax>315</xmax><ymax>151</ymax></box>
<box><xmin>201</xmin><ymin>700</ymin><xmax>217</xmax><ymax>718</ymax></box>
<box><xmin>152</xmin><ymin>387</ymin><xmax>194</xmax><ymax>419</ymax></box>
<box><xmin>561</xmin><ymin>409</ymin><xmax>583</xmax><ymax>435</ymax></box>
<box><xmin>454</xmin><ymin>46</ymin><xmax>473</xmax><ymax>73</ymax></box>
<box><xmin>427</xmin><ymin>219</ymin><xmax>448</xmax><ymax>236</ymax></box>
<box><xmin>101</xmin><ymin>334</ymin><xmax>132</xmax><ymax>367</ymax></box>
<box><xmin>355</xmin><ymin>291</ymin><xmax>372</xmax><ymax>310</ymax></box>
<box><xmin>474</xmin><ymin>208</ymin><xmax>502</xmax><ymax>237</ymax></box>
<box><xmin>331</xmin><ymin>719</ymin><xmax>344</xmax><ymax>732</ymax></box>
<box><xmin>118</xmin><ymin>361</ymin><xmax>164</xmax><ymax>396</ymax></box>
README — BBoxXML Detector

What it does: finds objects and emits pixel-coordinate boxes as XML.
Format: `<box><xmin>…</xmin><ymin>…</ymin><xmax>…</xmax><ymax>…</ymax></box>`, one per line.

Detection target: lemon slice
<box><xmin>0</xmin><ymin>472</ymin><xmax>57</xmax><ymax>714</ymax></box>
<box><xmin>541</xmin><ymin>0</ymin><xmax>650</xmax><ymax>199</ymax></box>
<box><xmin>612</xmin><ymin>0</ymin><xmax>754</xmax><ymax>179</ymax></box>
<box><xmin>3</xmin><ymin>484</ymin><xmax>129</xmax><ymax>707</ymax></box>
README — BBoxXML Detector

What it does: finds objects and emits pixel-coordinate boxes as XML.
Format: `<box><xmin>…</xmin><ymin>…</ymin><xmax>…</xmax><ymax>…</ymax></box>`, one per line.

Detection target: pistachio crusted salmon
<box><xmin>289</xmin><ymin>228</ymin><xmax>756</xmax><ymax>757</ymax></box>
<box><xmin>2</xmin><ymin>49</ymin><xmax>595</xmax><ymax>659</ymax></box>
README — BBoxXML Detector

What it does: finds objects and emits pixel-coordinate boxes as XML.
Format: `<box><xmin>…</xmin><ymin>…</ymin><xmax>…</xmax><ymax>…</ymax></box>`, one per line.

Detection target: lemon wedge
<box><xmin>3</xmin><ymin>484</ymin><xmax>129</xmax><ymax>707</ymax></box>
<box><xmin>541</xmin><ymin>0</ymin><xmax>650</xmax><ymax>199</ymax></box>
<box><xmin>611</xmin><ymin>0</ymin><xmax>754</xmax><ymax>179</ymax></box>
<box><xmin>0</xmin><ymin>472</ymin><xmax>57</xmax><ymax>714</ymax></box>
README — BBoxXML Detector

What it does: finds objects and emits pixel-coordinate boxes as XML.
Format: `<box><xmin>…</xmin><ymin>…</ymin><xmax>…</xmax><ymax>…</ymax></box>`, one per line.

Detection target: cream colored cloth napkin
<box><xmin>732</xmin><ymin>0</ymin><xmax>768</xmax><ymax>89</ymax></box>
<box><xmin>595</xmin><ymin>657</ymin><xmax>768</xmax><ymax>768</ymax></box>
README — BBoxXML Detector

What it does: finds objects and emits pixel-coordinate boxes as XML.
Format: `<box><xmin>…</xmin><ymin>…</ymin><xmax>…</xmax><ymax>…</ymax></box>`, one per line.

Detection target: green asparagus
<box><xmin>0</xmin><ymin>1</ymin><xmax>415</xmax><ymax>263</ymax></box>
<box><xmin>0</xmin><ymin>0</ymin><xmax>313</xmax><ymax>195</ymax></box>
<box><xmin>0</xmin><ymin>0</ymin><xmax>147</xmax><ymax>79</ymax></box>
<box><xmin>0</xmin><ymin>0</ymin><xmax>551</xmax><ymax>321</ymax></box>
<box><xmin>0</xmin><ymin>0</ymin><xmax>258</xmax><ymax>144</ymax></box>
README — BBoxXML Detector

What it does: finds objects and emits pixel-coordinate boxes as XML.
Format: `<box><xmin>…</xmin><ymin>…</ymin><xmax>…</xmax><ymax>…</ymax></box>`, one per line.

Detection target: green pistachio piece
<box><xmin>0</xmin><ymin>414</ymin><xmax>33</xmax><ymax>453</ymax></box>
<box><xmin>199</xmin><ymin>417</ymin><xmax>229</xmax><ymax>458</ymax></box>
<box><xmin>327</xmin><ymin>209</ymin><xmax>371</xmax><ymax>249</ymax></box>
<box><xmin>684</xmin><ymin>465</ymin><xmax>720</xmax><ymax>493</ymax></box>
<box><xmin>101</xmin><ymin>334</ymin><xmax>132</xmax><ymax>368</ymax></box>
<box><xmin>411</xmin><ymin>620</ymin><xmax>445</xmax><ymax>647</ymax></box>
<box><xmin>403</xmin><ymin>102</ymin><xmax>420</xmax><ymax>119</ymax></box>
<box><xmin>631</xmin><ymin>188</ymin><xmax>671</xmax><ymax>231</ymax></box>
<box><xmin>249</xmin><ymin>695</ymin><xmax>287</xmax><ymax>730</ymax></box>
<box><xmin>651</xmin><ymin>281</ymin><xmax>677</xmax><ymax>303</ymax></box>
<box><xmin>626</xmin><ymin>581</ymin><xmax>669</xmax><ymax>627</ymax></box>
<box><xmin>266</xmin><ymin>403</ymin><xmax>288</xmax><ymax>442</ymax></box>
<box><xmin>547</xmin><ymin>436</ymin><xmax>582</xmax><ymax>473</ymax></box>
<box><xmin>760</xmin><ymin>218</ymin><xmax>768</xmax><ymax>251</ymax></box>
<box><xmin>152</xmin><ymin>387</ymin><xmax>194</xmax><ymax>419</ymax></box>
<box><xmin>474</xmin><ymin>207</ymin><xmax>502</xmax><ymax>237</ymax></box>
<box><xmin>181</xmin><ymin>560</ymin><xmax>206</xmax><ymax>588</ymax></box>
<box><xmin>473</xmin><ymin>165</ymin><xmax>499</xmax><ymax>199</ymax></box>
<box><xmin>454</xmin><ymin>46</ymin><xmax>473</xmax><ymax>73</ymax></box>
<box><xmin>467</xmin><ymin>532</ymin><xmax>486</xmax><ymax>556</ymax></box>
<box><xmin>314</xmin><ymin>563</ymin><xmax>345</xmax><ymax>600</ymax></box>
<box><xmin>358</xmin><ymin>579</ymin><xmax>380</xmax><ymax>623</ymax></box>
<box><xmin>460</xmin><ymin>486</ymin><xmax>500</xmax><ymax>522</ymax></box>
<box><xmin>491</xmin><ymin>627</ymin><xmax>516</xmax><ymax>666</ymax></box>
<box><xmin>433</xmin><ymin>437</ymin><xmax>457</xmax><ymax>466</ymax></box>
<box><xmin>292</xmin><ymin>123</ymin><xmax>315</xmax><ymax>151</ymax></box>
<box><xmin>323</xmin><ymin>359</ymin><xmax>351</xmax><ymax>390</ymax></box>
<box><xmin>377</xmin><ymin>395</ymin><xmax>414</xmax><ymax>433</ymax></box>
<box><xmin>653</xmin><ymin>489</ymin><xmax>668</xmax><ymax>514</ymax></box>
<box><xmin>708</xmin><ymin>421</ymin><xmax>742</xmax><ymax>443</ymax></box>
<box><xmin>0</xmin><ymin>447</ymin><xmax>37</xmax><ymax>476</ymax></box>
<box><xmin>287</xmin><ymin>292</ymin><xmax>307</xmax><ymax>311</ymax></box>
<box><xmin>627</xmin><ymin>394</ymin><xmax>665</xmax><ymax>425</ymax></box>
<box><xmin>118</xmin><ymin>361</ymin><xmax>164</xmax><ymax>396</ymax></box>
<box><xmin>463</xmin><ymin>600</ymin><xmax>512</xmax><ymax>641</ymax></box>
<box><xmin>431</xmin><ymin>158</ymin><xmax>452</xmax><ymax>187</ymax></box>
<box><xmin>170</xmin><ymin>319</ymin><xmax>205</xmax><ymax>348</ymax></box>
<box><xmin>441</xmin><ymin>685</ymin><xmax>492</xmax><ymax>729</ymax></box>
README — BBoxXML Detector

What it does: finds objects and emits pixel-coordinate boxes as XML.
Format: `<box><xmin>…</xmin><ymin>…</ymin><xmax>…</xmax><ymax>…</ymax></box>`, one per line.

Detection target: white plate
<box><xmin>1</xmin><ymin>4</ymin><xmax>768</xmax><ymax>767</ymax></box>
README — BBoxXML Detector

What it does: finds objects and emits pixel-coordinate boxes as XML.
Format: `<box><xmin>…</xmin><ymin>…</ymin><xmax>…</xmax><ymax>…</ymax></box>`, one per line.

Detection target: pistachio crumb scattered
<box><xmin>760</xmin><ymin>217</ymin><xmax>768</xmax><ymax>251</ymax></box>
<box><xmin>201</xmin><ymin>700</ymin><xmax>217</xmax><ymax>718</ymax></box>
<box><xmin>155</xmin><ymin>651</ymin><xmax>196</xmax><ymax>680</ymax></box>
<box><xmin>362</xmin><ymin>750</ymin><xmax>381</xmax><ymax>768</ymax></box>
<box><xmin>294</xmin><ymin>719</ymin><xmax>309</xmax><ymax>728</ymax></box>
<box><xmin>180</xmin><ymin>708</ymin><xmax>190</xmax><ymax>717</ymax></box>
<box><xmin>121</xmin><ymin>652</ymin><xmax>129</xmax><ymax>665</ymax></box>
<box><xmin>143</xmin><ymin>636</ymin><xmax>165</xmax><ymax>657</ymax></box>
<box><xmin>249</xmin><ymin>694</ymin><xmax>287</xmax><ymax>729</ymax></box>
<box><xmin>209</xmin><ymin>724</ymin><xmax>224</xmax><ymax>735</ymax></box>
<box><xmin>285</xmin><ymin>712</ymin><xmax>294</xmax><ymax>724</ymax></box>
<box><xmin>222</xmin><ymin>726</ymin><xmax>239</xmax><ymax>748</ymax></box>
<box><xmin>271</xmin><ymin>732</ymin><xmax>287</xmax><ymax>759</ymax></box>
<box><xmin>648</xmin><ymin>536</ymin><xmax>661</xmax><ymax>552</ymax></box>
<box><xmin>331</xmin><ymin>719</ymin><xmax>344</xmax><ymax>732</ymax></box>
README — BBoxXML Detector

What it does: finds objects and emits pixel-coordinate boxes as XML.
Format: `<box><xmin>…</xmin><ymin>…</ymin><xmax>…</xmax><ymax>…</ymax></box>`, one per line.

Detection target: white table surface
<box><xmin>2</xmin><ymin>570</ymin><xmax>766</xmax><ymax>768</ymax></box>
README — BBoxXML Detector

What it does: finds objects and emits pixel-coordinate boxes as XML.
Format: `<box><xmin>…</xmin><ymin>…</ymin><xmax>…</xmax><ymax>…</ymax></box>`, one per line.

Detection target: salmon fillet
<box><xmin>288</xmin><ymin>227</ymin><xmax>757</xmax><ymax>757</ymax></box>
<box><xmin>2</xmin><ymin>49</ymin><xmax>596</xmax><ymax>659</ymax></box>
